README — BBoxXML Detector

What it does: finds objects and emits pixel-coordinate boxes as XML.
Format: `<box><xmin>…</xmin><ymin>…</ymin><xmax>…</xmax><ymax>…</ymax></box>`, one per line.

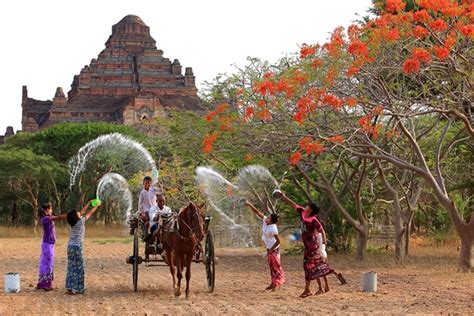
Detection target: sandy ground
<box><xmin>0</xmin><ymin>237</ymin><xmax>472</xmax><ymax>315</ymax></box>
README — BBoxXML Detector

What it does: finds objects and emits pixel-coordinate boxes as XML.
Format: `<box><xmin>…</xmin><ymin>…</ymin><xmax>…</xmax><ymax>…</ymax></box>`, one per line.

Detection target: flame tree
<box><xmin>204</xmin><ymin>0</ymin><xmax>473</xmax><ymax>271</ymax></box>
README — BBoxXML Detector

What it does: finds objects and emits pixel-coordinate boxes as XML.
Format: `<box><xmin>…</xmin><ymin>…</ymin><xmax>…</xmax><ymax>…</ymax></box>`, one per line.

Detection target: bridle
<box><xmin>175</xmin><ymin>204</ymin><xmax>204</xmax><ymax>242</ymax></box>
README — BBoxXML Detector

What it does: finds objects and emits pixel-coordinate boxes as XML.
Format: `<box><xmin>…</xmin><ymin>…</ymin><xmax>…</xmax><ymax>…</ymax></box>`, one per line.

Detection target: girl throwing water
<box><xmin>274</xmin><ymin>190</ymin><xmax>346</xmax><ymax>298</ymax></box>
<box><xmin>244</xmin><ymin>200</ymin><xmax>285</xmax><ymax>291</ymax></box>
<box><xmin>65</xmin><ymin>199</ymin><xmax>102</xmax><ymax>294</ymax></box>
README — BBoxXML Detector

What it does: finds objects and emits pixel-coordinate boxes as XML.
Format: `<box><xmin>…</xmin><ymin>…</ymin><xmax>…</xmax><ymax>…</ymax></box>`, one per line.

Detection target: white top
<box><xmin>138</xmin><ymin>187</ymin><xmax>158</xmax><ymax>214</ymax></box>
<box><xmin>262</xmin><ymin>216</ymin><xmax>279</xmax><ymax>250</ymax></box>
<box><xmin>147</xmin><ymin>205</ymin><xmax>172</xmax><ymax>226</ymax></box>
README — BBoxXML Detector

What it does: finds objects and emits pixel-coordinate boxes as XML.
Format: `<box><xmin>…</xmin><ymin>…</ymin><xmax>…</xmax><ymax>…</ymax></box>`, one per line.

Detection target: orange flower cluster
<box><xmin>328</xmin><ymin>135</ymin><xmax>345</xmax><ymax>144</ymax></box>
<box><xmin>384</xmin><ymin>0</ymin><xmax>406</xmax><ymax>13</ymax></box>
<box><xmin>403</xmin><ymin>58</ymin><xmax>420</xmax><ymax>74</ymax></box>
<box><xmin>300</xmin><ymin>45</ymin><xmax>316</xmax><ymax>59</ymax></box>
<box><xmin>206</xmin><ymin>103</ymin><xmax>229</xmax><ymax>122</ymax></box>
<box><xmin>412</xmin><ymin>26</ymin><xmax>429</xmax><ymax>38</ymax></box>
<box><xmin>289</xmin><ymin>152</ymin><xmax>302</xmax><ymax>165</ymax></box>
<box><xmin>433</xmin><ymin>46</ymin><xmax>450</xmax><ymax>59</ymax></box>
<box><xmin>412</xmin><ymin>47</ymin><xmax>432</xmax><ymax>63</ymax></box>
<box><xmin>202</xmin><ymin>133</ymin><xmax>218</xmax><ymax>154</ymax></box>
<box><xmin>299</xmin><ymin>137</ymin><xmax>325</xmax><ymax>156</ymax></box>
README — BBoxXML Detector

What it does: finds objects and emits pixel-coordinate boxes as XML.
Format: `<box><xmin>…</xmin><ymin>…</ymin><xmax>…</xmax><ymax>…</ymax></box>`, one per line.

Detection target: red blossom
<box><xmin>413</xmin><ymin>26</ymin><xmax>429</xmax><ymax>38</ymax></box>
<box><xmin>403</xmin><ymin>58</ymin><xmax>421</xmax><ymax>74</ymax></box>
<box><xmin>300</xmin><ymin>45</ymin><xmax>316</xmax><ymax>59</ymax></box>
<box><xmin>299</xmin><ymin>137</ymin><xmax>325</xmax><ymax>155</ymax></box>
<box><xmin>412</xmin><ymin>47</ymin><xmax>432</xmax><ymax>63</ymax></box>
<box><xmin>386</xmin><ymin>29</ymin><xmax>400</xmax><ymax>41</ymax></box>
<box><xmin>206</xmin><ymin>112</ymin><xmax>216</xmax><ymax>122</ymax></box>
<box><xmin>347</xmin><ymin>24</ymin><xmax>361</xmax><ymax>40</ymax></box>
<box><xmin>312</xmin><ymin>58</ymin><xmax>324</xmax><ymax>68</ymax></box>
<box><xmin>433</xmin><ymin>46</ymin><xmax>450</xmax><ymax>59</ymax></box>
<box><xmin>202</xmin><ymin>133</ymin><xmax>218</xmax><ymax>154</ymax></box>
<box><xmin>346</xmin><ymin>97</ymin><xmax>358</xmax><ymax>107</ymax></box>
<box><xmin>256</xmin><ymin>109</ymin><xmax>271</xmax><ymax>121</ymax></box>
<box><xmin>289</xmin><ymin>152</ymin><xmax>302</xmax><ymax>165</ymax></box>
<box><xmin>460</xmin><ymin>25</ymin><xmax>474</xmax><ymax>38</ymax></box>
<box><xmin>215</xmin><ymin>103</ymin><xmax>229</xmax><ymax>113</ymax></box>
<box><xmin>385</xmin><ymin>0</ymin><xmax>406</xmax><ymax>13</ymax></box>
<box><xmin>244</xmin><ymin>153</ymin><xmax>254</xmax><ymax>161</ymax></box>
<box><xmin>244</xmin><ymin>107</ymin><xmax>255</xmax><ymax>118</ymax></box>
<box><xmin>346</xmin><ymin>65</ymin><xmax>360</xmax><ymax>77</ymax></box>
<box><xmin>429</xmin><ymin>19</ymin><xmax>447</xmax><ymax>32</ymax></box>
<box><xmin>348</xmin><ymin>40</ymin><xmax>368</xmax><ymax>57</ymax></box>
<box><xmin>328</xmin><ymin>135</ymin><xmax>345</xmax><ymax>144</ymax></box>
<box><xmin>414</xmin><ymin>10</ymin><xmax>431</xmax><ymax>23</ymax></box>
<box><xmin>293</xmin><ymin>111</ymin><xmax>306</xmax><ymax>124</ymax></box>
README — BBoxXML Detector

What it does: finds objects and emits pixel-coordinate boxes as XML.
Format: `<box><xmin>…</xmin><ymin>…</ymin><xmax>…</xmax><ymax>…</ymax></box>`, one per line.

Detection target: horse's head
<box><xmin>179</xmin><ymin>202</ymin><xmax>205</xmax><ymax>241</ymax></box>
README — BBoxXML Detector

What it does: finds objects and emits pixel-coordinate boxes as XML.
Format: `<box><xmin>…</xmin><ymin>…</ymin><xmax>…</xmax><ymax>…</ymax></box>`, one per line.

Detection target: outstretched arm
<box><xmin>79</xmin><ymin>200</ymin><xmax>92</xmax><ymax>216</ymax></box>
<box><xmin>85</xmin><ymin>201</ymin><xmax>102</xmax><ymax>220</ymax></box>
<box><xmin>51</xmin><ymin>213</ymin><xmax>67</xmax><ymax>221</ymax></box>
<box><xmin>279</xmin><ymin>192</ymin><xmax>299</xmax><ymax>210</ymax></box>
<box><xmin>244</xmin><ymin>200</ymin><xmax>264</xmax><ymax>220</ymax></box>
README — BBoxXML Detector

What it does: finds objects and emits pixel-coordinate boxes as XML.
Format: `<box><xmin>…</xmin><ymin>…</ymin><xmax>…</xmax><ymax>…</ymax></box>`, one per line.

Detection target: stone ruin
<box><xmin>21</xmin><ymin>15</ymin><xmax>203</xmax><ymax>132</ymax></box>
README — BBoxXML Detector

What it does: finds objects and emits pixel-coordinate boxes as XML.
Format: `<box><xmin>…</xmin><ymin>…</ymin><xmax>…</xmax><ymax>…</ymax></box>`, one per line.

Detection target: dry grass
<box><xmin>0</xmin><ymin>224</ymin><xmax>130</xmax><ymax>239</ymax></box>
<box><xmin>0</xmin><ymin>237</ymin><xmax>472</xmax><ymax>315</ymax></box>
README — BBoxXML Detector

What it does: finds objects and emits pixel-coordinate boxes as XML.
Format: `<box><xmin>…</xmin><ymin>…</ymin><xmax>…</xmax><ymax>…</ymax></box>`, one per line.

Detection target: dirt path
<box><xmin>0</xmin><ymin>238</ymin><xmax>472</xmax><ymax>315</ymax></box>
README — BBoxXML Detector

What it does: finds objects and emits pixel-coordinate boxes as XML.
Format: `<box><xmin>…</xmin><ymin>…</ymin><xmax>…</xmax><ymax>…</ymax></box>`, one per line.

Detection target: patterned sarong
<box><xmin>65</xmin><ymin>245</ymin><xmax>85</xmax><ymax>293</ymax></box>
<box><xmin>267</xmin><ymin>249</ymin><xmax>285</xmax><ymax>286</ymax></box>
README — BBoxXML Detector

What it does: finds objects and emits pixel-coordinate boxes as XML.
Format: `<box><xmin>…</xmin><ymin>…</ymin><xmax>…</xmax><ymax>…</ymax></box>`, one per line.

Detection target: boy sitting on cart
<box><xmin>146</xmin><ymin>195</ymin><xmax>173</xmax><ymax>251</ymax></box>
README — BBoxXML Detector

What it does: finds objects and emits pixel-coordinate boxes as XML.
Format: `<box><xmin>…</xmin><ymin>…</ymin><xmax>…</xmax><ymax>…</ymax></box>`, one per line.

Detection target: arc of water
<box><xmin>69</xmin><ymin>133</ymin><xmax>158</xmax><ymax>189</ymax></box>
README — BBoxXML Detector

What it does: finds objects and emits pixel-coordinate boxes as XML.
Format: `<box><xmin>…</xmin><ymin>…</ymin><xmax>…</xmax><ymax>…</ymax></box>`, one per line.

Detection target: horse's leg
<box><xmin>166</xmin><ymin>250</ymin><xmax>176</xmax><ymax>290</ymax></box>
<box><xmin>175</xmin><ymin>253</ymin><xmax>182</xmax><ymax>297</ymax></box>
<box><xmin>185</xmin><ymin>252</ymin><xmax>193</xmax><ymax>299</ymax></box>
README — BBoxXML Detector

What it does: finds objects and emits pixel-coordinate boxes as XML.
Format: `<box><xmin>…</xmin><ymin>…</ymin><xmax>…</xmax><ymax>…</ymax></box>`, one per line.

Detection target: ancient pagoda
<box><xmin>21</xmin><ymin>15</ymin><xmax>201</xmax><ymax>132</ymax></box>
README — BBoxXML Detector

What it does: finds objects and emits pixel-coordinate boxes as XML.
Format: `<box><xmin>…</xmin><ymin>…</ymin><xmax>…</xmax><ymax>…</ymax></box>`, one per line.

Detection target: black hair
<box><xmin>39</xmin><ymin>203</ymin><xmax>52</xmax><ymax>218</ymax></box>
<box><xmin>143</xmin><ymin>176</ymin><xmax>152</xmax><ymax>182</ymax></box>
<box><xmin>270</xmin><ymin>213</ymin><xmax>279</xmax><ymax>224</ymax></box>
<box><xmin>309</xmin><ymin>202</ymin><xmax>320</xmax><ymax>216</ymax></box>
<box><xmin>67</xmin><ymin>209</ymin><xmax>79</xmax><ymax>227</ymax></box>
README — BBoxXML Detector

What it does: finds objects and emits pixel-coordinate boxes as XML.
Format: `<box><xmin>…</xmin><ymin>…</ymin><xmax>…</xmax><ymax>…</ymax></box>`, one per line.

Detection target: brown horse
<box><xmin>161</xmin><ymin>202</ymin><xmax>205</xmax><ymax>298</ymax></box>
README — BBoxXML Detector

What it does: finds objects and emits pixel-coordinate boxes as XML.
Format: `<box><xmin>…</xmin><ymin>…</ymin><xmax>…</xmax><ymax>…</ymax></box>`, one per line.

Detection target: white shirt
<box><xmin>262</xmin><ymin>216</ymin><xmax>279</xmax><ymax>250</ymax></box>
<box><xmin>138</xmin><ymin>187</ymin><xmax>157</xmax><ymax>214</ymax></box>
<box><xmin>147</xmin><ymin>205</ymin><xmax>172</xmax><ymax>227</ymax></box>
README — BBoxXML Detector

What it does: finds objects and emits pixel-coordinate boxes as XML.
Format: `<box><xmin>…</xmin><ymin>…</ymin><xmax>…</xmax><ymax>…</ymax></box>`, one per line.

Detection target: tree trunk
<box><xmin>458</xmin><ymin>232</ymin><xmax>472</xmax><ymax>272</ymax></box>
<box><xmin>356</xmin><ymin>225</ymin><xmax>369</xmax><ymax>261</ymax></box>
<box><xmin>393</xmin><ymin>219</ymin><xmax>407</xmax><ymax>262</ymax></box>
<box><xmin>10</xmin><ymin>201</ymin><xmax>18</xmax><ymax>227</ymax></box>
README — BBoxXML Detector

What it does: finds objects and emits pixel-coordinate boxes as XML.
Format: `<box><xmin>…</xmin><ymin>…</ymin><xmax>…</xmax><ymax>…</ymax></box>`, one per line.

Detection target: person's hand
<box><xmin>95</xmin><ymin>200</ymin><xmax>102</xmax><ymax>207</ymax></box>
<box><xmin>244</xmin><ymin>200</ymin><xmax>251</xmax><ymax>206</ymax></box>
<box><xmin>272</xmin><ymin>189</ymin><xmax>283</xmax><ymax>199</ymax></box>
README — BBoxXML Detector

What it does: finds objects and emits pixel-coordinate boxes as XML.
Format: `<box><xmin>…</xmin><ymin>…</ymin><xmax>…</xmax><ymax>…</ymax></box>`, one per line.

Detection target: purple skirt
<box><xmin>37</xmin><ymin>241</ymin><xmax>55</xmax><ymax>289</ymax></box>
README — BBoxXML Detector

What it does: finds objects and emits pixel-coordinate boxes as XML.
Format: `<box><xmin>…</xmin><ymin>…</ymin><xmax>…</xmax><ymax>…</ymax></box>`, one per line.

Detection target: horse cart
<box><xmin>126</xmin><ymin>207</ymin><xmax>216</xmax><ymax>293</ymax></box>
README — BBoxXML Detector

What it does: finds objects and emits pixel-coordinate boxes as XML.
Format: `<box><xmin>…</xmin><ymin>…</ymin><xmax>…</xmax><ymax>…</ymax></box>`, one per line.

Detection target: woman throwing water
<box><xmin>244</xmin><ymin>200</ymin><xmax>285</xmax><ymax>291</ymax></box>
<box><xmin>273</xmin><ymin>190</ymin><xmax>346</xmax><ymax>298</ymax></box>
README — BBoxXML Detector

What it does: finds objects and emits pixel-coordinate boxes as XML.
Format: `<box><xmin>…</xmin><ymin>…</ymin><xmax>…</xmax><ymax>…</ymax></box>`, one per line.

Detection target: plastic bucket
<box><xmin>4</xmin><ymin>272</ymin><xmax>20</xmax><ymax>293</ymax></box>
<box><xmin>362</xmin><ymin>271</ymin><xmax>377</xmax><ymax>292</ymax></box>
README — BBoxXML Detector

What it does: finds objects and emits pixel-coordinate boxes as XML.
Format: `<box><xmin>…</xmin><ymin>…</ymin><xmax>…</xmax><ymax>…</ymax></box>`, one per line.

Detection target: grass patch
<box><xmin>92</xmin><ymin>237</ymin><xmax>132</xmax><ymax>245</ymax></box>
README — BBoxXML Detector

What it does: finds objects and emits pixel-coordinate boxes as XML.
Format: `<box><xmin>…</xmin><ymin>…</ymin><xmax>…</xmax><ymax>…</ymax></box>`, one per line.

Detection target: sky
<box><xmin>0</xmin><ymin>0</ymin><xmax>373</xmax><ymax>133</ymax></box>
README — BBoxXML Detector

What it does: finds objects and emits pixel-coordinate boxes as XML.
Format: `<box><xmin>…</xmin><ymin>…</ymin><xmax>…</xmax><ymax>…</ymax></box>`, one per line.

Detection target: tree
<box><xmin>204</xmin><ymin>1</ymin><xmax>473</xmax><ymax>270</ymax></box>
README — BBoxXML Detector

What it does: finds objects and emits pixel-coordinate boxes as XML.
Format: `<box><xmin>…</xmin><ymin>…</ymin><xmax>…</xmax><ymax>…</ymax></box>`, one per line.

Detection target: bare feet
<box><xmin>300</xmin><ymin>290</ymin><xmax>313</xmax><ymax>298</ymax></box>
<box><xmin>66</xmin><ymin>290</ymin><xmax>75</xmax><ymax>295</ymax></box>
<box><xmin>314</xmin><ymin>289</ymin><xmax>324</xmax><ymax>295</ymax></box>
<box><xmin>266</xmin><ymin>284</ymin><xmax>277</xmax><ymax>291</ymax></box>
<box><xmin>324</xmin><ymin>286</ymin><xmax>330</xmax><ymax>293</ymax></box>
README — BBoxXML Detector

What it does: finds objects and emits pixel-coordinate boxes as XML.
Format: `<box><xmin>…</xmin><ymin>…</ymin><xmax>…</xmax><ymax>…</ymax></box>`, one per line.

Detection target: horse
<box><xmin>161</xmin><ymin>202</ymin><xmax>205</xmax><ymax>298</ymax></box>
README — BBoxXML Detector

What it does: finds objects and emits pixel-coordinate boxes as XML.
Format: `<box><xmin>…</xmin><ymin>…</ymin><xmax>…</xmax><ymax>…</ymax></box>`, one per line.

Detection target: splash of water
<box><xmin>96</xmin><ymin>172</ymin><xmax>133</xmax><ymax>222</ymax></box>
<box><xmin>68</xmin><ymin>133</ymin><xmax>158</xmax><ymax>189</ymax></box>
<box><xmin>236</xmin><ymin>165</ymin><xmax>280</xmax><ymax>214</ymax></box>
<box><xmin>196</xmin><ymin>165</ymin><xmax>281</xmax><ymax>248</ymax></box>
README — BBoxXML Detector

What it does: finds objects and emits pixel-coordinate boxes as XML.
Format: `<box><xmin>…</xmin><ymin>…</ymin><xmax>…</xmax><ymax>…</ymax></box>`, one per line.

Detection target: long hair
<box><xmin>39</xmin><ymin>203</ymin><xmax>51</xmax><ymax>218</ymax></box>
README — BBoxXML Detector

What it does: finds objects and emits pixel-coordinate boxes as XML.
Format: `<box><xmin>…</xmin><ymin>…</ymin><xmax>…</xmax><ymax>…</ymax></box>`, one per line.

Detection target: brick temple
<box><xmin>21</xmin><ymin>15</ymin><xmax>202</xmax><ymax>132</ymax></box>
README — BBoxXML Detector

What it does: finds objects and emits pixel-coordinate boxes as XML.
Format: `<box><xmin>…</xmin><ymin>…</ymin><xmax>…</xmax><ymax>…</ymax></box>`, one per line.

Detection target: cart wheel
<box><xmin>205</xmin><ymin>230</ymin><xmax>215</xmax><ymax>293</ymax></box>
<box><xmin>132</xmin><ymin>231</ymin><xmax>139</xmax><ymax>291</ymax></box>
